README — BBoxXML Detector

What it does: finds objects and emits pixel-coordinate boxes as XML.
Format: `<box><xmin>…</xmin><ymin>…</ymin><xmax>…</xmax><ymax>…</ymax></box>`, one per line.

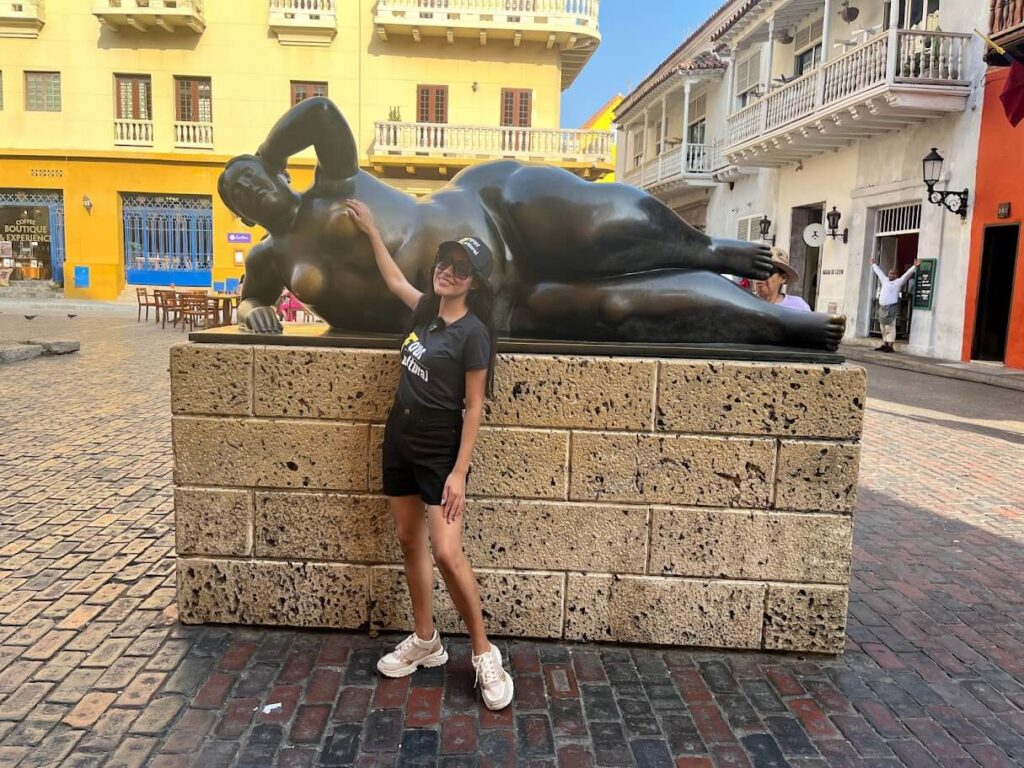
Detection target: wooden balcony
<box><xmin>991</xmin><ymin>0</ymin><xmax>1024</xmax><ymax>51</ymax></box>
<box><xmin>724</xmin><ymin>29</ymin><xmax>972</xmax><ymax>167</ymax></box>
<box><xmin>373</xmin><ymin>0</ymin><xmax>601</xmax><ymax>89</ymax></box>
<box><xmin>269</xmin><ymin>0</ymin><xmax>336</xmax><ymax>46</ymax></box>
<box><xmin>114</xmin><ymin>118</ymin><xmax>154</xmax><ymax>147</ymax></box>
<box><xmin>621</xmin><ymin>143</ymin><xmax>722</xmax><ymax>192</ymax></box>
<box><xmin>93</xmin><ymin>0</ymin><xmax>206</xmax><ymax>33</ymax></box>
<box><xmin>0</xmin><ymin>0</ymin><xmax>45</xmax><ymax>38</ymax></box>
<box><xmin>370</xmin><ymin>120</ymin><xmax>613</xmax><ymax>178</ymax></box>
<box><xmin>174</xmin><ymin>121</ymin><xmax>213</xmax><ymax>149</ymax></box>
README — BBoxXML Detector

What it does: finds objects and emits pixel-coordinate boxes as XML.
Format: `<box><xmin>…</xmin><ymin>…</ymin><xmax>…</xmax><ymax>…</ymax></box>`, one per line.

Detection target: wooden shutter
<box><xmin>417</xmin><ymin>85</ymin><xmax>448</xmax><ymax>123</ymax></box>
<box><xmin>116</xmin><ymin>75</ymin><xmax>152</xmax><ymax>120</ymax></box>
<box><xmin>176</xmin><ymin>77</ymin><xmax>212</xmax><ymax>123</ymax></box>
<box><xmin>500</xmin><ymin>89</ymin><xmax>532</xmax><ymax>127</ymax></box>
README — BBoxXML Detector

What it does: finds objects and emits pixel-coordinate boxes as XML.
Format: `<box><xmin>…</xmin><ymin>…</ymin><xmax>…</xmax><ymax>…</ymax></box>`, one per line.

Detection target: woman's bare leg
<box><xmin>389</xmin><ymin>495</ymin><xmax>435</xmax><ymax>640</ymax></box>
<box><xmin>426</xmin><ymin>505</ymin><xmax>489</xmax><ymax>655</ymax></box>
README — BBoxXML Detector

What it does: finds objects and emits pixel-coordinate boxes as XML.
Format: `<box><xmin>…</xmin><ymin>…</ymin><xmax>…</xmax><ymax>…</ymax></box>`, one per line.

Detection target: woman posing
<box><xmin>345</xmin><ymin>199</ymin><xmax>514</xmax><ymax>711</ymax></box>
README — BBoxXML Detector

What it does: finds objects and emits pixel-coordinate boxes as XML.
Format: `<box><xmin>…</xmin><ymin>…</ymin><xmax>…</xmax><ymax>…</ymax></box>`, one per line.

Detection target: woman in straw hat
<box><xmin>754</xmin><ymin>248</ymin><xmax>811</xmax><ymax>311</ymax></box>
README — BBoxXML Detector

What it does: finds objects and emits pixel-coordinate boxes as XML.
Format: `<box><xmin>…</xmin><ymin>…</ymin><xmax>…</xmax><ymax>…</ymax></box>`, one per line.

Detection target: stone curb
<box><xmin>841</xmin><ymin>346</ymin><xmax>1024</xmax><ymax>392</ymax></box>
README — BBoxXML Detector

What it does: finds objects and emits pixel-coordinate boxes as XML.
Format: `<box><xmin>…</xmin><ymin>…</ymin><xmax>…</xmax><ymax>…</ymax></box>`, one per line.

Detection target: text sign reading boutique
<box><xmin>0</xmin><ymin>207</ymin><xmax>52</xmax><ymax>281</ymax></box>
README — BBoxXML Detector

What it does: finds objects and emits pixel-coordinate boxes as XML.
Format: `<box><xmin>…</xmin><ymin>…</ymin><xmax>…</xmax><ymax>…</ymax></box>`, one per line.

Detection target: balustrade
<box><xmin>174</xmin><ymin>121</ymin><xmax>214</xmax><ymax>148</ymax></box>
<box><xmin>114</xmin><ymin>119</ymin><xmax>154</xmax><ymax>146</ymax></box>
<box><xmin>991</xmin><ymin>0</ymin><xmax>1024</xmax><ymax>36</ymax></box>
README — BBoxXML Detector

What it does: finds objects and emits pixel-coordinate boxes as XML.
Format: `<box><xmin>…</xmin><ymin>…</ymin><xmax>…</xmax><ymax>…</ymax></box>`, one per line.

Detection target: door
<box><xmin>0</xmin><ymin>190</ymin><xmax>65</xmax><ymax>286</ymax></box>
<box><xmin>870</xmin><ymin>232</ymin><xmax>919</xmax><ymax>339</ymax></box>
<box><xmin>501</xmin><ymin>88</ymin><xmax>532</xmax><ymax>153</ymax></box>
<box><xmin>972</xmin><ymin>224</ymin><xmax>1019</xmax><ymax>362</ymax></box>
<box><xmin>788</xmin><ymin>205</ymin><xmax>824</xmax><ymax>309</ymax></box>
<box><xmin>416</xmin><ymin>85</ymin><xmax>447</xmax><ymax>150</ymax></box>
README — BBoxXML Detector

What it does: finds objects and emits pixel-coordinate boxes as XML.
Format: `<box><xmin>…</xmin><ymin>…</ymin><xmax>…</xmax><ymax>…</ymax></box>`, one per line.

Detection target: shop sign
<box><xmin>0</xmin><ymin>207</ymin><xmax>51</xmax><ymax>244</ymax></box>
<box><xmin>913</xmin><ymin>259</ymin><xmax>936</xmax><ymax>310</ymax></box>
<box><xmin>227</xmin><ymin>232</ymin><xmax>252</xmax><ymax>244</ymax></box>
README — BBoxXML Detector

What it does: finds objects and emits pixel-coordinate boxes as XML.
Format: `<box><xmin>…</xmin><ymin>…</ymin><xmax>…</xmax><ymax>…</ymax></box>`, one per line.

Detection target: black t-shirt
<box><xmin>396</xmin><ymin>312</ymin><xmax>491</xmax><ymax>411</ymax></box>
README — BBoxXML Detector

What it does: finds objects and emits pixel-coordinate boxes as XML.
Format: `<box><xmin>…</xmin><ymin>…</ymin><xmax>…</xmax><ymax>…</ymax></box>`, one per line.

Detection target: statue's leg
<box><xmin>500</xmin><ymin>167</ymin><xmax>773</xmax><ymax>281</ymax></box>
<box><xmin>515</xmin><ymin>270</ymin><xmax>846</xmax><ymax>351</ymax></box>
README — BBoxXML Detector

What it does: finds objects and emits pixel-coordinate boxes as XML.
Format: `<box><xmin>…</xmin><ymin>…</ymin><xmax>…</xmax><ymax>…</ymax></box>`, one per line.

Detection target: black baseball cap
<box><xmin>438</xmin><ymin>237</ymin><xmax>493</xmax><ymax>279</ymax></box>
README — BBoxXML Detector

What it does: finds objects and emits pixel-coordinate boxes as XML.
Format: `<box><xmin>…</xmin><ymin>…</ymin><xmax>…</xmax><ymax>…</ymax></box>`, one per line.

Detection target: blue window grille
<box><xmin>122</xmin><ymin>193</ymin><xmax>213</xmax><ymax>287</ymax></box>
<box><xmin>0</xmin><ymin>189</ymin><xmax>66</xmax><ymax>286</ymax></box>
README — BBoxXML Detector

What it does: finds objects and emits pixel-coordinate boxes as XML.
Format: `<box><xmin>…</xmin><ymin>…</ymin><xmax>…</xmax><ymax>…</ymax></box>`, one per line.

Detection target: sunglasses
<box><xmin>434</xmin><ymin>255</ymin><xmax>474</xmax><ymax>280</ymax></box>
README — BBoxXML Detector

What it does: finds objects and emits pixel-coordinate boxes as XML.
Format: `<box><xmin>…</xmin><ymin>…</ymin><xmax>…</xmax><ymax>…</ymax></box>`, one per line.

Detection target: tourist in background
<box><xmin>871</xmin><ymin>257</ymin><xmax>920</xmax><ymax>353</ymax></box>
<box><xmin>754</xmin><ymin>248</ymin><xmax>811</xmax><ymax>311</ymax></box>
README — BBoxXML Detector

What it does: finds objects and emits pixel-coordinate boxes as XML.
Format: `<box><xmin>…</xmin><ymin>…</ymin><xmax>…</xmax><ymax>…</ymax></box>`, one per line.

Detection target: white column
<box><xmin>816</xmin><ymin>0</ymin><xmax>833</xmax><ymax>106</ymax></box>
<box><xmin>726</xmin><ymin>47</ymin><xmax>737</xmax><ymax>115</ymax></box>
<box><xmin>681</xmin><ymin>79</ymin><xmax>692</xmax><ymax>175</ymax></box>
<box><xmin>887</xmin><ymin>0</ymin><xmax>900</xmax><ymax>29</ymax></box>
<box><xmin>657</xmin><ymin>94</ymin><xmax>667</xmax><ymax>181</ymax></box>
<box><xmin>615</xmin><ymin>123</ymin><xmax>626</xmax><ymax>180</ymax></box>
<box><xmin>762</xmin><ymin>15</ymin><xmax>776</xmax><ymax>95</ymax></box>
<box><xmin>642</xmin><ymin>107</ymin><xmax>650</xmax><ymax>170</ymax></box>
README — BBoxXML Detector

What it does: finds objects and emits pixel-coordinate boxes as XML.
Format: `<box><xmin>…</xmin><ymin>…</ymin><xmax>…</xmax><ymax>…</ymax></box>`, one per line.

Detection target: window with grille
<box><xmin>26</xmin><ymin>72</ymin><xmax>61</xmax><ymax>112</ymax></box>
<box><xmin>794</xmin><ymin>16</ymin><xmax>824</xmax><ymax>76</ymax></box>
<box><xmin>417</xmin><ymin>85</ymin><xmax>447</xmax><ymax>123</ymax></box>
<box><xmin>501</xmin><ymin>89</ymin><xmax>531</xmax><ymax>128</ymax></box>
<box><xmin>291</xmin><ymin>81</ymin><xmax>327</xmax><ymax>106</ymax></box>
<box><xmin>175</xmin><ymin>77</ymin><xmax>212</xmax><ymax>123</ymax></box>
<box><xmin>737</xmin><ymin>214</ymin><xmax>766</xmax><ymax>242</ymax></box>
<box><xmin>116</xmin><ymin>75</ymin><xmax>152</xmax><ymax>120</ymax></box>
<box><xmin>653</xmin><ymin>120</ymin><xmax>663</xmax><ymax>156</ymax></box>
<box><xmin>688</xmin><ymin>91</ymin><xmax>707</xmax><ymax>146</ymax></box>
<box><xmin>875</xmin><ymin>203</ymin><xmax>922</xmax><ymax>236</ymax></box>
<box><xmin>631</xmin><ymin>128</ymin><xmax>644</xmax><ymax>168</ymax></box>
<box><xmin>734</xmin><ymin>53</ymin><xmax>761</xmax><ymax>107</ymax></box>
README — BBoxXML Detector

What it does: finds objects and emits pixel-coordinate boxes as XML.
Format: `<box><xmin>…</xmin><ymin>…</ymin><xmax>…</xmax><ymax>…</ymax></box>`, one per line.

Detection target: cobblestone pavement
<box><xmin>0</xmin><ymin>314</ymin><xmax>1022</xmax><ymax>768</ymax></box>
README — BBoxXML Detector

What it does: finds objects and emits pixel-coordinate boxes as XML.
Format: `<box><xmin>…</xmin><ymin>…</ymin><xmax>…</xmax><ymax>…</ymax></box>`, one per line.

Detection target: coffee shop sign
<box><xmin>2</xmin><ymin>218</ymin><xmax>50</xmax><ymax>244</ymax></box>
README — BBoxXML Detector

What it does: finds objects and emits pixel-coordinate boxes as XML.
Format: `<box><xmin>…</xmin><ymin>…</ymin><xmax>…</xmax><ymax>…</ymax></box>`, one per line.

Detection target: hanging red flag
<box><xmin>1000</xmin><ymin>58</ymin><xmax>1024</xmax><ymax>127</ymax></box>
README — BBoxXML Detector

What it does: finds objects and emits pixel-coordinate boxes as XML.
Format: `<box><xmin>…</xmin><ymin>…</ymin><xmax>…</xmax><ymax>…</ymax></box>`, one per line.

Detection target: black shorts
<box><xmin>382</xmin><ymin>403</ymin><xmax>466</xmax><ymax>505</ymax></box>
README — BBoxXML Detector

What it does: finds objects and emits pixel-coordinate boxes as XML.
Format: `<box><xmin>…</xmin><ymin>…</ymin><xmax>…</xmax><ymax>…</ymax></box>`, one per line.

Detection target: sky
<box><xmin>562</xmin><ymin>0</ymin><xmax>725</xmax><ymax>126</ymax></box>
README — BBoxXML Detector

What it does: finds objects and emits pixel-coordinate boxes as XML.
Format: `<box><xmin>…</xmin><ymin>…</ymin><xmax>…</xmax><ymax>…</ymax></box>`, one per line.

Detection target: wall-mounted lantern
<box><xmin>825</xmin><ymin>206</ymin><xmax>849</xmax><ymax>243</ymax></box>
<box><xmin>922</xmin><ymin>148</ymin><xmax>969</xmax><ymax>219</ymax></box>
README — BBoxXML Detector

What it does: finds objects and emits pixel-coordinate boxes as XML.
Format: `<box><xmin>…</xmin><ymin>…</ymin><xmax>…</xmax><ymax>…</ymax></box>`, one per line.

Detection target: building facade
<box><xmin>964</xmin><ymin>3</ymin><xmax>1024</xmax><ymax>369</ymax></box>
<box><xmin>617</xmin><ymin>0</ymin><xmax>988</xmax><ymax>363</ymax></box>
<box><xmin>0</xmin><ymin>0</ymin><xmax>609</xmax><ymax>300</ymax></box>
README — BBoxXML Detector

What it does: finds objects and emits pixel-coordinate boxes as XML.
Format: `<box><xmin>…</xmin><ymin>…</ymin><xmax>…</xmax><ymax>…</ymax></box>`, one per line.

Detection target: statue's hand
<box><xmin>710</xmin><ymin>238</ymin><xmax>775</xmax><ymax>280</ymax></box>
<box><xmin>244</xmin><ymin>305</ymin><xmax>283</xmax><ymax>334</ymax></box>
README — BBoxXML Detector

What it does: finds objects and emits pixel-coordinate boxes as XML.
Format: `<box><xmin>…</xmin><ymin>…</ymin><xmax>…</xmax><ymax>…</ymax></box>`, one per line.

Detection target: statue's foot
<box><xmin>790</xmin><ymin>313</ymin><xmax>846</xmax><ymax>351</ymax></box>
<box><xmin>710</xmin><ymin>238</ymin><xmax>774</xmax><ymax>280</ymax></box>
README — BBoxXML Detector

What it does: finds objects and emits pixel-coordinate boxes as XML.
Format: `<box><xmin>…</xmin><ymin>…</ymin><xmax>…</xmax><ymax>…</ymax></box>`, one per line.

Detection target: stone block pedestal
<box><xmin>172</xmin><ymin>341</ymin><xmax>865</xmax><ymax>654</ymax></box>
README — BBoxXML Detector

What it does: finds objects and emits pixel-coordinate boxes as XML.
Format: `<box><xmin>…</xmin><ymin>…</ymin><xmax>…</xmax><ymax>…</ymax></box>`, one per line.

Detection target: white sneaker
<box><xmin>471</xmin><ymin>643</ymin><xmax>514</xmax><ymax>710</ymax></box>
<box><xmin>376</xmin><ymin>629</ymin><xmax>448</xmax><ymax>678</ymax></box>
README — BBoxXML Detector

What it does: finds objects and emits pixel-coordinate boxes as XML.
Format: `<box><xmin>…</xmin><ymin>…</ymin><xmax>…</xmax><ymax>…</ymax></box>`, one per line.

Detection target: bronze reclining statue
<box><xmin>218</xmin><ymin>97</ymin><xmax>845</xmax><ymax>350</ymax></box>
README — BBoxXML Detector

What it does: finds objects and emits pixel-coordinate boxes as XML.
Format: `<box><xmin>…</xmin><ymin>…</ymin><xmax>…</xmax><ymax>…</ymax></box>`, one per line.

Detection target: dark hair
<box><xmin>411</xmin><ymin>272</ymin><xmax>498</xmax><ymax>398</ymax></box>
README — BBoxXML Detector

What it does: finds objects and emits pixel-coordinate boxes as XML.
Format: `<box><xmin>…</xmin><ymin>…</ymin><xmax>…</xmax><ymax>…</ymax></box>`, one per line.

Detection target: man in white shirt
<box><xmin>871</xmin><ymin>257</ymin><xmax>920</xmax><ymax>353</ymax></box>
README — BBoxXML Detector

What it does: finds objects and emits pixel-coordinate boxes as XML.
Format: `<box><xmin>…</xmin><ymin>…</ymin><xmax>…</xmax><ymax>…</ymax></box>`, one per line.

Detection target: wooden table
<box><xmin>209</xmin><ymin>293</ymin><xmax>239</xmax><ymax>327</ymax></box>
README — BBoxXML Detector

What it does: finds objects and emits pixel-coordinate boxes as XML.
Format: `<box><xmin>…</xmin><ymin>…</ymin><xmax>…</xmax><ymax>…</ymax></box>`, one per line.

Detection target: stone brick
<box><xmin>254</xmin><ymin>348</ymin><xmax>398</xmax><ymax>421</ymax></box>
<box><xmin>254</xmin><ymin>492</ymin><xmax>401</xmax><ymax>563</ymax></box>
<box><xmin>763</xmin><ymin>584</ymin><xmax>849</xmax><ymax>654</ymax></box>
<box><xmin>174</xmin><ymin>488</ymin><xmax>253</xmax><ymax>557</ymax></box>
<box><xmin>463</xmin><ymin>500</ymin><xmax>648</xmax><ymax>573</ymax></box>
<box><xmin>650</xmin><ymin>508</ymin><xmax>852</xmax><ymax>583</ymax></box>
<box><xmin>170</xmin><ymin>344</ymin><xmax>252</xmax><ymax>416</ymax></box>
<box><xmin>172</xmin><ymin>417</ymin><xmax>369</xmax><ymax>491</ymax></box>
<box><xmin>564</xmin><ymin>574</ymin><xmax>764</xmax><ymax>648</ymax></box>
<box><xmin>370</xmin><ymin>566</ymin><xmax>564</xmax><ymax>639</ymax></box>
<box><xmin>656</xmin><ymin>361</ymin><xmax>865</xmax><ymax>438</ymax></box>
<box><xmin>368</xmin><ymin>425</ymin><xmax>386</xmax><ymax>492</ymax></box>
<box><xmin>570</xmin><ymin>433</ymin><xmax>775</xmax><ymax>507</ymax></box>
<box><xmin>774</xmin><ymin>441</ymin><xmax>860</xmax><ymax>512</ymax></box>
<box><xmin>177</xmin><ymin>559</ymin><xmax>368</xmax><ymax>629</ymax></box>
<box><xmin>471</xmin><ymin>427</ymin><xmax>569</xmax><ymax>499</ymax></box>
<box><xmin>484</xmin><ymin>354</ymin><xmax>656</xmax><ymax>430</ymax></box>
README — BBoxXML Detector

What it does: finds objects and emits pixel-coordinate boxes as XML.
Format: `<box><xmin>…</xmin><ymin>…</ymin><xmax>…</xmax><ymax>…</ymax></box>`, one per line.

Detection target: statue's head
<box><xmin>218</xmin><ymin>155</ymin><xmax>294</xmax><ymax>229</ymax></box>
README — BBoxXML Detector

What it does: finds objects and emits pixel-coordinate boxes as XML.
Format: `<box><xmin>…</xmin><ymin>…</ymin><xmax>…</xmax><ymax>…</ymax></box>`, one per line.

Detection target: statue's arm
<box><xmin>237</xmin><ymin>240</ymin><xmax>285</xmax><ymax>333</ymax></box>
<box><xmin>255</xmin><ymin>97</ymin><xmax>358</xmax><ymax>182</ymax></box>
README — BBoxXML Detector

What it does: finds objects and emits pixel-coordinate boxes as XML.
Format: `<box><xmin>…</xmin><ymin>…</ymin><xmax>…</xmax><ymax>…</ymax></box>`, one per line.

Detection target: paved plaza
<box><xmin>0</xmin><ymin>312</ymin><xmax>1022</xmax><ymax>768</ymax></box>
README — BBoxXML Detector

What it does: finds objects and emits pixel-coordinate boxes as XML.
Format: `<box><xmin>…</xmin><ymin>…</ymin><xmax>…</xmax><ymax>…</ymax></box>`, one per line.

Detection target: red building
<box><xmin>966</xmin><ymin>4</ymin><xmax>1024</xmax><ymax>368</ymax></box>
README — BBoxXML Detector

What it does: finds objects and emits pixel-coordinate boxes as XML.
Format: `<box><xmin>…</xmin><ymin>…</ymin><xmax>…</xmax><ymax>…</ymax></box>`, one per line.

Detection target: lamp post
<box><xmin>922</xmin><ymin>148</ymin><xmax>969</xmax><ymax>219</ymax></box>
<box><xmin>825</xmin><ymin>206</ymin><xmax>849</xmax><ymax>243</ymax></box>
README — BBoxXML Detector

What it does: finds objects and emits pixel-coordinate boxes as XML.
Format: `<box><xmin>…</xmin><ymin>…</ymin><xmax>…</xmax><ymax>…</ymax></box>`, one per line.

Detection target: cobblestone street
<box><xmin>0</xmin><ymin>312</ymin><xmax>1022</xmax><ymax>768</ymax></box>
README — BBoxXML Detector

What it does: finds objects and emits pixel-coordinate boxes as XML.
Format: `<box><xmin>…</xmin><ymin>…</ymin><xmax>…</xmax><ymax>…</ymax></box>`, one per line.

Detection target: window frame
<box><xmin>115</xmin><ymin>74</ymin><xmax>153</xmax><ymax>121</ymax></box>
<box><xmin>175</xmin><ymin>76</ymin><xmax>213</xmax><ymax>124</ymax></box>
<box><xmin>500</xmin><ymin>88</ymin><xmax>532</xmax><ymax>128</ymax></box>
<box><xmin>290</xmin><ymin>80</ymin><xmax>328</xmax><ymax>106</ymax></box>
<box><xmin>25</xmin><ymin>71</ymin><xmax>61</xmax><ymax>112</ymax></box>
<box><xmin>417</xmin><ymin>84</ymin><xmax>448</xmax><ymax>124</ymax></box>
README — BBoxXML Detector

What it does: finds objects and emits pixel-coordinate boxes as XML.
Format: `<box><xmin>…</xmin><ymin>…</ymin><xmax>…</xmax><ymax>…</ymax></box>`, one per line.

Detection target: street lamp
<box><xmin>922</xmin><ymin>147</ymin><xmax>969</xmax><ymax>219</ymax></box>
<box><xmin>825</xmin><ymin>206</ymin><xmax>848</xmax><ymax>243</ymax></box>
<box><xmin>82</xmin><ymin>194</ymin><xmax>93</xmax><ymax>213</ymax></box>
<box><xmin>758</xmin><ymin>214</ymin><xmax>776</xmax><ymax>246</ymax></box>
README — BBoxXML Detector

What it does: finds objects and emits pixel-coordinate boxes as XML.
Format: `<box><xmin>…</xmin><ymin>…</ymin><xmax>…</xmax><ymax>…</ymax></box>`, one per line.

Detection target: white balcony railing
<box><xmin>97</xmin><ymin>0</ymin><xmax>205</xmax><ymax>11</ymax></box>
<box><xmin>373</xmin><ymin>121</ymin><xmax>612</xmax><ymax>163</ymax></box>
<box><xmin>174</xmin><ymin>121</ymin><xmax>213</xmax><ymax>149</ymax></box>
<box><xmin>726</xmin><ymin>29</ymin><xmax>970</xmax><ymax>149</ymax></box>
<box><xmin>375</xmin><ymin>0</ymin><xmax>599</xmax><ymax>30</ymax></box>
<box><xmin>93</xmin><ymin>0</ymin><xmax>206</xmax><ymax>32</ymax></box>
<box><xmin>114</xmin><ymin>118</ymin><xmax>154</xmax><ymax>146</ymax></box>
<box><xmin>269</xmin><ymin>0</ymin><xmax>336</xmax><ymax>44</ymax></box>
<box><xmin>622</xmin><ymin>142</ymin><xmax>720</xmax><ymax>188</ymax></box>
<box><xmin>0</xmin><ymin>0</ymin><xmax>45</xmax><ymax>37</ymax></box>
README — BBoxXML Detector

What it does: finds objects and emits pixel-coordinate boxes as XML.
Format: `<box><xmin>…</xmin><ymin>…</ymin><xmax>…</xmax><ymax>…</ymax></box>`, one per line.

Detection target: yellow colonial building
<box><xmin>0</xmin><ymin>0</ymin><xmax>608</xmax><ymax>300</ymax></box>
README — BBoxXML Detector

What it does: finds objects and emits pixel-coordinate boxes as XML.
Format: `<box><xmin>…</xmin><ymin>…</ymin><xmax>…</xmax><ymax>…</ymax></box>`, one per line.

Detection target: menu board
<box><xmin>913</xmin><ymin>259</ymin><xmax>936</xmax><ymax>310</ymax></box>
